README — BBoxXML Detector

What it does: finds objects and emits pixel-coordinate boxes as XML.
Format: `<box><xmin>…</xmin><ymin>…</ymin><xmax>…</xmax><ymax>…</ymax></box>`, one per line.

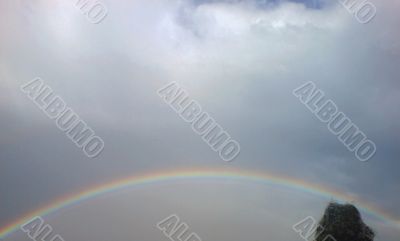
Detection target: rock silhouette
<box><xmin>316</xmin><ymin>202</ymin><xmax>375</xmax><ymax>241</ymax></box>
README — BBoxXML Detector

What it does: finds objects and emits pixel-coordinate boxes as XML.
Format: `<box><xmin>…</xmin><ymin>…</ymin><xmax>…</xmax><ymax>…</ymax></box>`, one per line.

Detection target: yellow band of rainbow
<box><xmin>1</xmin><ymin>167</ymin><xmax>399</xmax><ymax>238</ymax></box>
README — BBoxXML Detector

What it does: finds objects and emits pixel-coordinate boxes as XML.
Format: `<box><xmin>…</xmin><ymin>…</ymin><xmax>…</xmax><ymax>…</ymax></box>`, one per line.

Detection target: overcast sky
<box><xmin>0</xmin><ymin>0</ymin><xmax>399</xmax><ymax>241</ymax></box>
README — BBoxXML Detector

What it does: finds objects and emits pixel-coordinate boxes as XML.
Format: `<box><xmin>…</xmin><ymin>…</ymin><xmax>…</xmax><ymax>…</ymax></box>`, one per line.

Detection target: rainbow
<box><xmin>1</xmin><ymin>167</ymin><xmax>399</xmax><ymax>238</ymax></box>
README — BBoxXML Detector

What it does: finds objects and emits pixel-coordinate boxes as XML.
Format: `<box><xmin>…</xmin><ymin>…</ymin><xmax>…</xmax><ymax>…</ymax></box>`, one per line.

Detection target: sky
<box><xmin>0</xmin><ymin>0</ymin><xmax>399</xmax><ymax>241</ymax></box>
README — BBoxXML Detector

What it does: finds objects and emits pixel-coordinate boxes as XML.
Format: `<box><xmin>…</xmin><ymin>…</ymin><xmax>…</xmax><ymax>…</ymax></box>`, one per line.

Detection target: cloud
<box><xmin>0</xmin><ymin>0</ymin><xmax>399</xmax><ymax>240</ymax></box>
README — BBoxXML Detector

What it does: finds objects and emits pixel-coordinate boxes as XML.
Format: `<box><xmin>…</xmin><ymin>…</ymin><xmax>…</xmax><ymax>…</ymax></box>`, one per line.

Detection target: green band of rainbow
<box><xmin>1</xmin><ymin>168</ymin><xmax>399</xmax><ymax>238</ymax></box>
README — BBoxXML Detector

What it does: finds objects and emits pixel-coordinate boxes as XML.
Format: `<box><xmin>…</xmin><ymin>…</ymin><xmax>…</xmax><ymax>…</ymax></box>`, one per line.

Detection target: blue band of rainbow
<box><xmin>1</xmin><ymin>168</ymin><xmax>399</xmax><ymax>238</ymax></box>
